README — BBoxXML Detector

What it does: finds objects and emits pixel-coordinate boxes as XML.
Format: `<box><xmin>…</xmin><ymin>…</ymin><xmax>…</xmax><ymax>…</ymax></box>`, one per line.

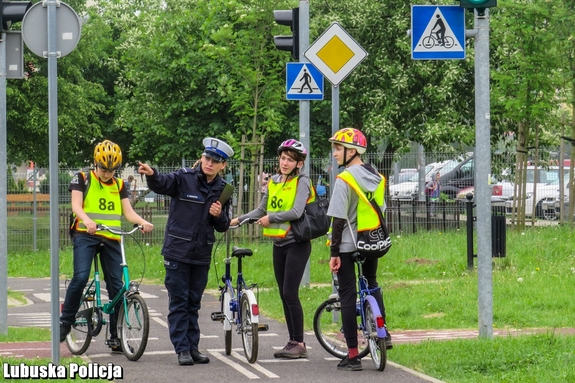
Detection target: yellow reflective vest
<box><xmin>75</xmin><ymin>171</ymin><xmax>123</xmax><ymax>240</ymax></box>
<box><xmin>263</xmin><ymin>176</ymin><xmax>316</xmax><ymax>238</ymax></box>
<box><xmin>338</xmin><ymin>170</ymin><xmax>386</xmax><ymax>232</ymax></box>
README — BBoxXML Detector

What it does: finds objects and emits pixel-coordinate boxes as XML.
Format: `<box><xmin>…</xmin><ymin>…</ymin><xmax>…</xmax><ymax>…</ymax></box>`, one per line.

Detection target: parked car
<box><xmin>505</xmin><ymin>173</ymin><xmax>570</xmax><ymax>219</ymax></box>
<box><xmin>548</xmin><ymin>177</ymin><xmax>574</xmax><ymax>220</ymax></box>
<box><xmin>389</xmin><ymin>169</ymin><xmax>418</xmax><ymax>185</ymax></box>
<box><xmin>437</xmin><ymin>154</ymin><xmax>475</xmax><ymax>199</ymax></box>
<box><xmin>493</xmin><ymin>166</ymin><xmax>565</xmax><ymax>201</ymax></box>
<box><xmin>389</xmin><ymin>160</ymin><xmax>457</xmax><ymax>202</ymax></box>
<box><xmin>552</xmin><ymin>191</ymin><xmax>574</xmax><ymax>221</ymax></box>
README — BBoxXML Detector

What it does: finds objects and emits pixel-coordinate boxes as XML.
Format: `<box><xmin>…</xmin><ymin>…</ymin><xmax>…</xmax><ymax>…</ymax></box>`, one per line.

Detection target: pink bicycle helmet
<box><xmin>277</xmin><ymin>139</ymin><xmax>307</xmax><ymax>159</ymax></box>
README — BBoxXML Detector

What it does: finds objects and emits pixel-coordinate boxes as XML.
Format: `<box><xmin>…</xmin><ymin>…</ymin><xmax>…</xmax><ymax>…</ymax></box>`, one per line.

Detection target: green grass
<box><xmin>0</xmin><ymin>327</ymin><xmax>51</xmax><ymax>342</ymax></box>
<box><xmin>5</xmin><ymin>224</ymin><xmax>575</xmax><ymax>382</ymax></box>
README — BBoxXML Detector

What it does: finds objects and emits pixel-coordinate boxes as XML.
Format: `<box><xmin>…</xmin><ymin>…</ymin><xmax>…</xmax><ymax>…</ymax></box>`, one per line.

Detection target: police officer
<box><xmin>138</xmin><ymin>138</ymin><xmax>234</xmax><ymax>366</ymax></box>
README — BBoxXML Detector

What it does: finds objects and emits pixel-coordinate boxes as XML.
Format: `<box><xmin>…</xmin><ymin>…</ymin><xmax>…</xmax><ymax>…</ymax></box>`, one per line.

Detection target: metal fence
<box><xmin>6</xmin><ymin>149</ymin><xmax>570</xmax><ymax>252</ymax></box>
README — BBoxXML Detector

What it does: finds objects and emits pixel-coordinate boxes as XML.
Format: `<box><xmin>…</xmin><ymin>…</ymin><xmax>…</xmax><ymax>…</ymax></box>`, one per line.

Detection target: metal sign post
<box><xmin>21</xmin><ymin>0</ymin><xmax>81</xmax><ymax>364</ymax></box>
<box><xmin>474</xmin><ymin>9</ymin><xmax>493</xmax><ymax>339</ymax></box>
<box><xmin>0</xmin><ymin>31</ymin><xmax>8</xmax><ymax>335</ymax></box>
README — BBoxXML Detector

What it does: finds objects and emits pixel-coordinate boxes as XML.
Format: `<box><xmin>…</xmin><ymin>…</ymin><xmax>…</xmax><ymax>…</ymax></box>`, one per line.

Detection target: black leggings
<box><xmin>337</xmin><ymin>252</ymin><xmax>386</xmax><ymax>349</ymax></box>
<box><xmin>273</xmin><ymin>241</ymin><xmax>312</xmax><ymax>343</ymax></box>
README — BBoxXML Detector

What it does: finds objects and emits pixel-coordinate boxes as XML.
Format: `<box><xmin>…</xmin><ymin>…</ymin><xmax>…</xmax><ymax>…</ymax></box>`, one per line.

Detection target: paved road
<box><xmin>4</xmin><ymin>278</ymin><xmax>444</xmax><ymax>383</ymax></box>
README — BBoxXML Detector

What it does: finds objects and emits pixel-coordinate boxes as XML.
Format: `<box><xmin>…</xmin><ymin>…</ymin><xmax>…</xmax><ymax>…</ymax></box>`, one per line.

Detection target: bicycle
<box><xmin>421</xmin><ymin>32</ymin><xmax>455</xmax><ymax>49</ymax></box>
<box><xmin>210</xmin><ymin>217</ymin><xmax>268</xmax><ymax>363</ymax></box>
<box><xmin>313</xmin><ymin>252</ymin><xmax>387</xmax><ymax>371</ymax></box>
<box><xmin>65</xmin><ymin>224</ymin><xmax>150</xmax><ymax>361</ymax></box>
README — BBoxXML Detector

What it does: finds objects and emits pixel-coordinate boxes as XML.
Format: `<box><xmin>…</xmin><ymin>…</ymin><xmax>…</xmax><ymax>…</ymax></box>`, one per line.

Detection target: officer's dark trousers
<box><xmin>164</xmin><ymin>259</ymin><xmax>209</xmax><ymax>354</ymax></box>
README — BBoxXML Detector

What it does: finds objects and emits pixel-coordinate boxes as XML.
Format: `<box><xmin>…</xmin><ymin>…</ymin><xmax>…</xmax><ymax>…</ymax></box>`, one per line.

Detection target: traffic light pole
<box><xmin>0</xmin><ymin>32</ymin><xmax>8</xmax><ymax>335</ymax></box>
<box><xmin>299</xmin><ymin>0</ymin><xmax>310</xmax><ymax>178</ymax></box>
<box><xmin>474</xmin><ymin>9</ymin><xmax>493</xmax><ymax>339</ymax></box>
<box><xmin>298</xmin><ymin>0</ymin><xmax>311</xmax><ymax>287</ymax></box>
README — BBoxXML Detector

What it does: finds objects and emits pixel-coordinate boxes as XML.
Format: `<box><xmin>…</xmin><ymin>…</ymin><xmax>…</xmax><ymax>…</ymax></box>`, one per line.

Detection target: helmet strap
<box><xmin>340</xmin><ymin>147</ymin><xmax>358</xmax><ymax>168</ymax></box>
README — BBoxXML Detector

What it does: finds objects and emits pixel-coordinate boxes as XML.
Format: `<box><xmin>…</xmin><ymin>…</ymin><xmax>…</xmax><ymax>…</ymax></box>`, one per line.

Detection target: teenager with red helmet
<box><xmin>231</xmin><ymin>138</ymin><xmax>315</xmax><ymax>359</ymax></box>
<box><xmin>326</xmin><ymin>128</ymin><xmax>392</xmax><ymax>371</ymax></box>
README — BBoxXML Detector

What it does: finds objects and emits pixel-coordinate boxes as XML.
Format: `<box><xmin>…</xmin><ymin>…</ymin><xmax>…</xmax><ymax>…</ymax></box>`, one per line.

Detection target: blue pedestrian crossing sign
<box><xmin>286</xmin><ymin>63</ymin><xmax>324</xmax><ymax>101</ymax></box>
<box><xmin>412</xmin><ymin>5</ymin><xmax>465</xmax><ymax>60</ymax></box>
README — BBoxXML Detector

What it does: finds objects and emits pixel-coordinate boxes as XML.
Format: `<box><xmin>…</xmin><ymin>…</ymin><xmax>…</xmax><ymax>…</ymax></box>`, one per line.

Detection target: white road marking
<box><xmin>209</xmin><ymin>351</ymin><xmax>260</xmax><ymax>379</ymax></box>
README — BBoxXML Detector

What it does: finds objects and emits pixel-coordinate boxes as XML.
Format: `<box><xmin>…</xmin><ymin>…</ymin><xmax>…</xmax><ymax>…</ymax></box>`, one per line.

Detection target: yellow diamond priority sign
<box><xmin>304</xmin><ymin>22</ymin><xmax>368</xmax><ymax>86</ymax></box>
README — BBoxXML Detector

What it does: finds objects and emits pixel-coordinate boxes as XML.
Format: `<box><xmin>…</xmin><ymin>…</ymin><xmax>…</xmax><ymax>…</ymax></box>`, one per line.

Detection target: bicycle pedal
<box><xmin>258</xmin><ymin>324</ymin><xmax>269</xmax><ymax>332</ymax></box>
<box><xmin>210</xmin><ymin>312</ymin><xmax>225</xmax><ymax>322</ymax></box>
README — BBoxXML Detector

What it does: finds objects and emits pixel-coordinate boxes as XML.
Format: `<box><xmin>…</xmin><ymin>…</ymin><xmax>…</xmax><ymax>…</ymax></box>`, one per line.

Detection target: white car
<box><xmin>505</xmin><ymin>173</ymin><xmax>569</xmax><ymax>218</ymax></box>
<box><xmin>389</xmin><ymin>159</ymin><xmax>460</xmax><ymax>202</ymax></box>
<box><xmin>493</xmin><ymin>166</ymin><xmax>563</xmax><ymax>201</ymax></box>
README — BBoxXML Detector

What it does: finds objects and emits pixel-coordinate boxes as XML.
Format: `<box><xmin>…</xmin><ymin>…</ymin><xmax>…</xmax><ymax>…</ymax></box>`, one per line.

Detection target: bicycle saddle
<box><xmin>351</xmin><ymin>251</ymin><xmax>366</xmax><ymax>263</ymax></box>
<box><xmin>232</xmin><ymin>246</ymin><xmax>253</xmax><ymax>258</ymax></box>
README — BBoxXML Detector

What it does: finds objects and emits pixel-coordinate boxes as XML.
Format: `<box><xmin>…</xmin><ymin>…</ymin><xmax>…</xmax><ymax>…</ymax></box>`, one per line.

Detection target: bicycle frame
<box><xmin>222</xmin><ymin>230</ymin><xmax>259</xmax><ymax>330</ymax></box>
<box><xmin>211</xmin><ymin>219</ymin><xmax>261</xmax><ymax>363</ymax></box>
<box><xmin>356</xmin><ymin>260</ymin><xmax>386</xmax><ymax>340</ymax></box>
<box><xmin>82</xmin><ymin>232</ymin><xmax>140</xmax><ymax>321</ymax></box>
<box><xmin>66</xmin><ymin>224</ymin><xmax>149</xmax><ymax>361</ymax></box>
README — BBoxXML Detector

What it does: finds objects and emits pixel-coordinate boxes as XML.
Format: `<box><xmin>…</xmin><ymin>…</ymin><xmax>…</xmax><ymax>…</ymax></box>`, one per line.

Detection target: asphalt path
<box><xmin>6</xmin><ymin>278</ymin><xmax>442</xmax><ymax>383</ymax></box>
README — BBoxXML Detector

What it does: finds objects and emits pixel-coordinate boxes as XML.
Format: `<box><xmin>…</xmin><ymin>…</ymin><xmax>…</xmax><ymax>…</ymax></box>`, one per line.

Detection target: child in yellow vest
<box><xmin>231</xmin><ymin>139</ymin><xmax>313</xmax><ymax>359</ymax></box>
<box><xmin>326</xmin><ymin>128</ymin><xmax>392</xmax><ymax>371</ymax></box>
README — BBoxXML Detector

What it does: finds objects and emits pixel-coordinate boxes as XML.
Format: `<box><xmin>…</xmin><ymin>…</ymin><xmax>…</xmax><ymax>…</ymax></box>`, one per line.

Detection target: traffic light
<box><xmin>273</xmin><ymin>7</ymin><xmax>299</xmax><ymax>60</ymax></box>
<box><xmin>1</xmin><ymin>0</ymin><xmax>31</xmax><ymax>31</ymax></box>
<box><xmin>459</xmin><ymin>0</ymin><xmax>496</xmax><ymax>15</ymax></box>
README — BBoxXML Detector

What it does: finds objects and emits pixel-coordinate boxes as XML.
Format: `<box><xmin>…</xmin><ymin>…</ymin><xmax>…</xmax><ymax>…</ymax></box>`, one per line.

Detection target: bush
<box><xmin>40</xmin><ymin>172</ymin><xmax>73</xmax><ymax>203</ymax></box>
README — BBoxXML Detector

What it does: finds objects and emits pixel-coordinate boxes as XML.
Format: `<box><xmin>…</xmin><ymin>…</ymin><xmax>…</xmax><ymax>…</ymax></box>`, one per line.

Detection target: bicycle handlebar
<box><xmin>96</xmin><ymin>224</ymin><xmax>143</xmax><ymax>236</ymax></box>
<box><xmin>229</xmin><ymin>217</ymin><xmax>257</xmax><ymax>230</ymax></box>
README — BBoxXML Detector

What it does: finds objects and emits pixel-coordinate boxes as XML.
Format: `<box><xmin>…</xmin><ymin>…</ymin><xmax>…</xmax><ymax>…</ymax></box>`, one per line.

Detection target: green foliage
<box><xmin>4</xmin><ymin>0</ymin><xmax>575</xmax><ymax>169</ymax></box>
<box><xmin>39</xmin><ymin>172</ymin><xmax>73</xmax><ymax>202</ymax></box>
<box><xmin>6</xmin><ymin>166</ymin><xmax>27</xmax><ymax>193</ymax></box>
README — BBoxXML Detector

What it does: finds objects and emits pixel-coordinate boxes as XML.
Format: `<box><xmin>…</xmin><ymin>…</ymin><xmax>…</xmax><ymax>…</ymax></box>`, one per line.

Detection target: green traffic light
<box><xmin>459</xmin><ymin>0</ymin><xmax>497</xmax><ymax>9</ymax></box>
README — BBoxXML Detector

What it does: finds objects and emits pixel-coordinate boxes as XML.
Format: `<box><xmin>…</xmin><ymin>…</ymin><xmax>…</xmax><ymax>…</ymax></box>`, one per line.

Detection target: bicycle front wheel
<box><xmin>222</xmin><ymin>289</ymin><xmax>233</xmax><ymax>355</ymax></box>
<box><xmin>364</xmin><ymin>300</ymin><xmax>387</xmax><ymax>371</ymax></box>
<box><xmin>240</xmin><ymin>293</ymin><xmax>258</xmax><ymax>363</ymax></box>
<box><xmin>313</xmin><ymin>297</ymin><xmax>369</xmax><ymax>359</ymax></box>
<box><xmin>118</xmin><ymin>293</ymin><xmax>149</xmax><ymax>361</ymax></box>
<box><xmin>66</xmin><ymin>298</ymin><xmax>96</xmax><ymax>355</ymax></box>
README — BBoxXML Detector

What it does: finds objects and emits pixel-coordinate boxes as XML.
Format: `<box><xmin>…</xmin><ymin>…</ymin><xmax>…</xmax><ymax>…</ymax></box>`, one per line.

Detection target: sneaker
<box><xmin>280</xmin><ymin>342</ymin><xmax>307</xmax><ymax>359</ymax></box>
<box><xmin>337</xmin><ymin>355</ymin><xmax>349</xmax><ymax>370</ymax></box>
<box><xmin>337</xmin><ymin>355</ymin><xmax>362</xmax><ymax>371</ymax></box>
<box><xmin>107</xmin><ymin>338</ymin><xmax>122</xmax><ymax>354</ymax></box>
<box><xmin>59</xmin><ymin>323</ymin><xmax>71</xmax><ymax>343</ymax></box>
<box><xmin>273</xmin><ymin>340</ymin><xmax>296</xmax><ymax>358</ymax></box>
<box><xmin>385</xmin><ymin>328</ymin><xmax>393</xmax><ymax>350</ymax></box>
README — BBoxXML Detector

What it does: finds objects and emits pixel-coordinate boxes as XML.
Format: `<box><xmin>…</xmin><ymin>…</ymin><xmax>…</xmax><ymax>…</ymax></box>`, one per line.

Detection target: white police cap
<box><xmin>202</xmin><ymin>137</ymin><xmax>234</xmax><ymax>162</ymax></box>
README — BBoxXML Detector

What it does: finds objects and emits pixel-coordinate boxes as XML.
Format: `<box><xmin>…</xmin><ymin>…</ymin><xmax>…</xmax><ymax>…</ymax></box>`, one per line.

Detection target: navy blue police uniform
<box><xmin>145</xmin><ymin>138</ymin><xmax>233</xmax><ymax>363</ymax></box>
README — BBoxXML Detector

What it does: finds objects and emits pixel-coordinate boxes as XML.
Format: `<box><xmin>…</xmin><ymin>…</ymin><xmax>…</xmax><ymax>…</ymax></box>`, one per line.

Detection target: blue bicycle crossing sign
<box><xmin>411</xmin><ymin>5</ymin><xmax>465</xmax><ymax>60</ymax></box>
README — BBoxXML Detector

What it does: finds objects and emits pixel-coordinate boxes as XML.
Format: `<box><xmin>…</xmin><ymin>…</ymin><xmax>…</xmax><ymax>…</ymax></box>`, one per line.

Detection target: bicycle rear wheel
<box><xmin>240</xmin><ymin>293</ymin><xmax>258</xmax><ymax>363</ymax></box>
<box><xmin>313</xmin><ymin>297</ymin><xmax>369</xmax><ymax>359</ymax></box>
<box><xmin>66</xmin><ymin>298</ymin><xmax>97</xmax><ymax>355</ymax></box>
<box><xmin>118</xmin><ymin>293</ymin><xmax>149</xmax><ymax>361</ymax></box>
<box><xmin>364</xmin><ymin>300</ymin><xmax>387</xmax><ymax>371</ymax></box>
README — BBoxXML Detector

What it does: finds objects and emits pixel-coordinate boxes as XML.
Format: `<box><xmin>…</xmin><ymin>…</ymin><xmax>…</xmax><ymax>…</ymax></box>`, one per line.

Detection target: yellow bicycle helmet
<box><xmin>328</xmin><ymin>128</ymin><xmax>367</xmax><ymax>154</ymax></box>
<box><xmin>93</xmin><ymin>140</ymin><xmax>122</xmax><ymax>170</ymax></box>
